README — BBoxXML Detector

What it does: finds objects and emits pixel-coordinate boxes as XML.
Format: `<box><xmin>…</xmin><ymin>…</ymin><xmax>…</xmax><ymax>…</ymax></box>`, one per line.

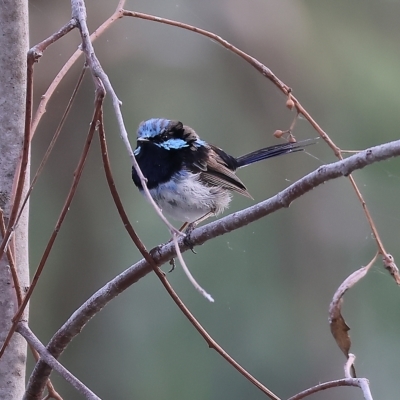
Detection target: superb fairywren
<box><xmin>132</xmin><ymin>118</ymin><xmax>311</xmax><ymax>226</ymax></box>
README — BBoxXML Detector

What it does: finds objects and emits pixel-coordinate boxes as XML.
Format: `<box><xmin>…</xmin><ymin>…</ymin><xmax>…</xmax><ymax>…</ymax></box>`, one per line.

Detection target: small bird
<box><xmin>132</xmin><ymin>118</ymin><xmax>312</xmax><ymax>226</ymax></box>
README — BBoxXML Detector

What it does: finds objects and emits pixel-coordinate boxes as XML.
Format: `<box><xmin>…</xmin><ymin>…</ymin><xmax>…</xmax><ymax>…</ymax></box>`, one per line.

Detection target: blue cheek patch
<box><xmin>158</xmin><ymin>138</ymin><xmax>188</xmax><ymax>150</ymax></box>
<box><xmin>194</xmin><ymin>139</ymin><xmax>207</xmax><ymax>147</ymax></box>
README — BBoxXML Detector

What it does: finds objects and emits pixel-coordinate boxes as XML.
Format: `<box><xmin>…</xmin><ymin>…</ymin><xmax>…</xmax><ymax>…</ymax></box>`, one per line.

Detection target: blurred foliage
<box><xmin>27</xmin><ymin>0</ymin><xmax>400</xmax><ymax>399</ymax></box>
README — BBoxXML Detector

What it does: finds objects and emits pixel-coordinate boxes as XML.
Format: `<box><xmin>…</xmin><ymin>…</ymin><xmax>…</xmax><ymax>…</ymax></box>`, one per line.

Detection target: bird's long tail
<box><xmin>235</xmin><ymin>138</ymin><xmax>316</xmax><ymax>168</ymax></box>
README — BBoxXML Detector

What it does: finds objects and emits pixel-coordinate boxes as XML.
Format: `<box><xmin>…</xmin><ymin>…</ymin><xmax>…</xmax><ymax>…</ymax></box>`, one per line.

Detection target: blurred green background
<box><xmin>28</xmin><ymin>1</ymin><xmax>400</xmax><ymax>399</ymax></box>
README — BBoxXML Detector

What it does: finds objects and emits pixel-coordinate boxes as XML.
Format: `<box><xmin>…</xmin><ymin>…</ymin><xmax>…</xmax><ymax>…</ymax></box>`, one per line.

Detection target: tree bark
<box><xmin>0</xmin><ymin>1</ymin><xmax>29</xmax><ymax>399</ymax></box>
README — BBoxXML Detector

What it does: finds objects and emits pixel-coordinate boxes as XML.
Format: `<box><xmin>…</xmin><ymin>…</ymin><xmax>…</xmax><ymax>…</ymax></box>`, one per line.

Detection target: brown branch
<box><xmin>0</xmin><ymin>209</ymin><xmax>22</xmax><ymax>305</ymax></box>
<box><xmin>120</xmin><ymin>8</ymin><xmax>392</xmax><ymax>284</ymax></box>
<box><xmin>1</xmin><ymin>213</ymin><xmax>62</xmax><ymax>399</ymax></box>
<box><xmin>98</xmin><ymin>118</ymin><xmax>279</xmax><ymax>399</ymax></box>
<box><xmin>28</xmin><ymin>20</ymin><xmax>77</xmax><ymax>70</ymax></box>
<box><xmin>24</xmin><ymin>139</ymin><xmax>400</xmax><ymax>399</ymax></box>
<box><xmin>0</xmin><ymin>88</ymin><xmax>105</xmax><ymax>364</ymax></box>
<box><xmin>0</xmin><ymin>16</ymin><xmax>77</xmax><ymax>276</ymax></box>
<box><xmin>15</xmin><ymin>66</ymin><xmax>87</xmax><ymax>243</ymax></box>
<box><xmin>71</xmin><ymin>0</ymin><xmax>182</xmax><ymax>236</ymax></box>
<box><xmin>119</xmin><ymin>10</ymin><xmax>338</xmax><ymax>153</ymax></box>
<box><xmin>18</xmin><ymin>4</ymin><xmax>396</xmax><ymax>400</ymax></box>
<box><xmin>25</xmin><ymin>108</ymin><xmax>280</xmax><ymax>400</ymax></box>
<box><xmin>12</xmin><ymin>89</ymin><xmax>104</xmax><ymax>321</ymax></box>
<box><xmin>122</xmin><ymin>10</ymin><xmax>289</xmax><ymax>93</ymax></box>
<box><xmin>31</xmin><ymin>1</ymin><xmax>125</xmax><ymax>136</ymax></box>
<box><xmin>20</xmin><ymin>88</ymin><xmax>104</xmax><ymax>400</ymax></box>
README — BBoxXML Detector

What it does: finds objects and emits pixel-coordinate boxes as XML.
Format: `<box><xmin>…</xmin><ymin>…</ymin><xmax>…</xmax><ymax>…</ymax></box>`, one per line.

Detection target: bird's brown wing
<box><xmin>196</xmin><ymin>145</ymin><xmax>253</xmax><ymax>198</ymax></box>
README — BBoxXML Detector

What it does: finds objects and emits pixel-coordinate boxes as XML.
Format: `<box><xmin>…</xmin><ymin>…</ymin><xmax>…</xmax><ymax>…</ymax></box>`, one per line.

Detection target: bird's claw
<box><xmin>168</xmin><ymin>258</ymin><xmax>176</xmax><ymax>272</ymax></box>
<box><xmin>183</xmin><ymin>223</ymin><xmax>197</xmax><ymax>253</ymax></box>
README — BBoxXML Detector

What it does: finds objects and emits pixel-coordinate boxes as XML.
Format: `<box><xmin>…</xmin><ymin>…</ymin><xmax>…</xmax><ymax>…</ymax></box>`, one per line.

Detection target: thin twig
<box><xmin>0</xmin><ymin>208</ymin><xmax>22</xmax><ymax>304</ymax></box>
<box><xmin>71</xmin><ymin>0</ymin><xmax>183</xmax><ymax>236</ymax></box>
<box><xmin>172</xmin><ymin>233</ymin><xmax>214</xmax><ymax>302</ymax></box>
<box><xmin>15</xmin><ymin>66</ymin><xmax>87</xmax><ymax>235</ymax></box>
<box><xmin>344</xmin><ymin>353</ymin><xmax>356</xmax><ymax>379</ymax></box>
<box><xmin>19</xmin><ymin>87</ymin><xmax>103</xmax><ymax>396</ymax></box>
<box><xmin>0</xmin><ymin>16</ymin><xmax>77</xmax><ymax>278</ymax></box>
<box><xmin>17</xmin><ymin>5</ymin><xmax>397</xmax><ymax>400</ymax></box>
<box><xmin>98</xmin><ymin>113</ymin><xmax>276</xmax><ymax>396</ymax></box>
<box><xmin>24</xmin><ymin>112</ymin><xmax>280</xmax><ymax>400</ymax></box>
<box><xmin>17</xmin><ymin>322</ymin><xmax>100</xmax><ymax>400</ymax></box>
<box><xmin>286</xmin><ymin>377</ymin><xmax>373</xmax><ymax>400</ymax></box>
<box><xmin>121</xmin><ymin>8</ymin><xmax>392</xmax><ymax>276</ymax></box>
<box><xmin>28</xmin><ymin>20</ymin><xmax>77</xmax><ymax>74</ymax></box>
<box><xmin>31</xmin><ymin>2</ymin><xmax>125</xmax><ymax>135</ymax></box>
<box><xmin>13</xmin><ymin>90</ymin><xmax>104</xmax><ymax>321</ymax></box>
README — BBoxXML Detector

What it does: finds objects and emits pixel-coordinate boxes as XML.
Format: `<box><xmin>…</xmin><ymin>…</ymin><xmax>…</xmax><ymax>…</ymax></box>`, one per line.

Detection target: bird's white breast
<box><xmin>143</xmin><ymin>171</ymin><xmax>232</xmax><ymax>223</ymax></box>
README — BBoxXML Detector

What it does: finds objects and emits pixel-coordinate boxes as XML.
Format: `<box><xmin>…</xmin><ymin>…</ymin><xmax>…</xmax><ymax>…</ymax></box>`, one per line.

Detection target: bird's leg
<box><xmin>183</xmin><ymin>211</ymin><xmax>213</xmax><ymax>252</ymax></box>
<box><xmin>166</xmin><ymin>222</ymin><xmax>189</xmax><ymax>272</ymax></box>
<box><xmin>148</xmin><ymin>245</ymin><xmax>167</xmax><ymax>276</ymax></box>
<box><xmin>168</xmin><ymin>212</ymin><xmax>213</xmax><ymax>272</ymax></box>
<box><xmin>183</xmin><ymin>222</ymin><xmax>197</xmax><ymax>253</ymax></box>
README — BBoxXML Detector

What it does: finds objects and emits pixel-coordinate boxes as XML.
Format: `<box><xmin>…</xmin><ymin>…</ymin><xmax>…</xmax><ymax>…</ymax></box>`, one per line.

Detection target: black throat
<box><xmin>132</xmin><ymin>141</ymin><xmax>209</xmax><ymax>190</ymax></box>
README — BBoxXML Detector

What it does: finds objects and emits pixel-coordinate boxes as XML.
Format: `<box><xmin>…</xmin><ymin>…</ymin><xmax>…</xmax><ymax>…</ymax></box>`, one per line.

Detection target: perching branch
<box><xmin>25</xmin><ymin>138</ymin><xmax>400</xmax><ymax>398</ymax></box>
<box><xmin>10</xmin><ymin>2</ymin><xmax>398</xmax><ymax>399</ymax></box>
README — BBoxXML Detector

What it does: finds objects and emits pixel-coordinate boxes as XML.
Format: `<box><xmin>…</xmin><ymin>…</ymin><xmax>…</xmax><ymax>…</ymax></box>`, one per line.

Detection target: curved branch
<box><xmin>286</xmin><ymin>377</ymin><xmax>372</xmax><ymax>400</ymax></box>
<box><xmin>25</xmin><ymin>139</ymin><xmax>400</xmax><ymax>396</ymax></box>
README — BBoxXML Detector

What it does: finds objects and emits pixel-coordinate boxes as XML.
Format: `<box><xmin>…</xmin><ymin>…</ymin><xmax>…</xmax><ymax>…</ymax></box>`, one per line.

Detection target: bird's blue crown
<box><xmin>137</xmin><ymin>118</ymin><xmax>171</xmax><ymax>139</ymax></box>
<box><xmin>135</xmin><ymin>118</ymin><xmax>207</xmax><ymax>155</ymax></box>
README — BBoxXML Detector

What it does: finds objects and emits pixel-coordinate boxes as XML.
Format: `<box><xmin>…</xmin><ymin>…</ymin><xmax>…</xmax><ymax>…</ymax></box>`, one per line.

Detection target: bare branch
<box><xmin>25</xmin><ymin>139</ymin><xmax>400</xmax><ymax>398</ymax></box>
<box><xmin>0</xmin><ymin>88</ymin><xmax>105</xmax><ymax>361</ymax></box>
<box><xmin>31</xmin><ymin>3</ymin><xmax>124</xmax><ymax>135</ymax></box>
<box><xmin>119</xmin><ymin>8</ymin><xmax>391</xmax><ymax>273</ymax></box>
<box><xmin>17</xmin><ymin>323</ymin><xmax>100</xmax><ymax>400</ymax></box>
<box><xmin>172</xmin><ymin>233</ymin><xmax>214</xmax><ymax>302</ymax></box>
<box><xmin>71</xmin><ymin>0</ymin><xmax>183</xmax><ymax>236</ymax></box>
<box><xmin>286</xmin><ymin>377</ymin><xmax>373</xmax><ymax>400</ymax></box>
<box><xmin>14</xmin><ymin>3</ymin><xmax>399</xmax><ymax>399</ymax></box>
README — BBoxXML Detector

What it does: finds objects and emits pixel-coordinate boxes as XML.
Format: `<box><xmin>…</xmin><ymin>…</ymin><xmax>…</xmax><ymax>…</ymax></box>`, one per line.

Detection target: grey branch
<box><xmin>287</xmin><ymin>377</ymin><xmax>373</xmax><ymax>400</ymax></box>
<box><xmin>17</xmin><ymin>322</ymin><xmax>100</xmax><ymax>400</ymax></box>
<box><xmin>24</xmin><ymin>139</ymin><xmax>400</xmax><ymax>397</ymax></box>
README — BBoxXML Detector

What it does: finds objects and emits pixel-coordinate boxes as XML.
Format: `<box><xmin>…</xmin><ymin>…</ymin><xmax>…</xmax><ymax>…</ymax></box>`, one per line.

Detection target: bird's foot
<box><xmin>183</xmin><ymin>222</ymin><xmax>197</xmax><ymax>254</ymax></box>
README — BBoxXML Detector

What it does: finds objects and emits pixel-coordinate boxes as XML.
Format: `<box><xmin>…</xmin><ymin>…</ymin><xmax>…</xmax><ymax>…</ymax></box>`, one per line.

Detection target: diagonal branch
<box><xmin>17</xmin><ymin>322</ymin><xmax>100</xmax><ymax>400</ymax></box>
<box><xmin>0</xmin><ymin>87</ymin><xmax>105</xmax><ymax>362</ymax></box>
<box><xmin>120</xmin><ymin>8</ymin><xmax>392</xmax><ymax>272</ymax></box>
<box><xmin>25</xmin><ymin>138</ymin><xmax>400</xmax><ymax>398</ymax></box>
